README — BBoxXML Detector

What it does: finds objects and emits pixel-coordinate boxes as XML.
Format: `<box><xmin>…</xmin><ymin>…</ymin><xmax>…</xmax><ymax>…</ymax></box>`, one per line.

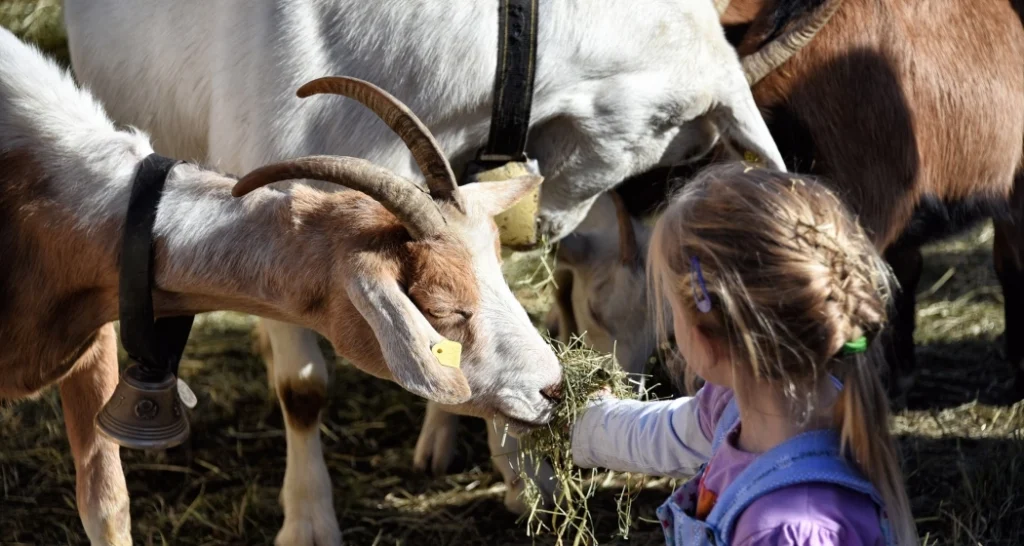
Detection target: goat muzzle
<box><xmin>96</xmin><ymin>362</ymin><xmax>190</xmax><ymax>450</ymax></box>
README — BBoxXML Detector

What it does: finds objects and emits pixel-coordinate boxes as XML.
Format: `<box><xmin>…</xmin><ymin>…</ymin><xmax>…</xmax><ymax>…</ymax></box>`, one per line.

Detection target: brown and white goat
<box><xmin>0</xmin><ymin>28</ymin><xmax>561</xmax><ymax>546</ymax></box>
<box><xmin>413</xmin><ymin>192</ymin><xmax>659</xmax><ymax>513</ymax></box>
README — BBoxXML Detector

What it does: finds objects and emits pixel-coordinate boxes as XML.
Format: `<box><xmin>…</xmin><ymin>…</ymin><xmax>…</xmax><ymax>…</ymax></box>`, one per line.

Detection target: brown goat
<box><xmin>617</xmin><ymin>0</ymin><xmax>1024</xmax><ymax>400</ymax></box>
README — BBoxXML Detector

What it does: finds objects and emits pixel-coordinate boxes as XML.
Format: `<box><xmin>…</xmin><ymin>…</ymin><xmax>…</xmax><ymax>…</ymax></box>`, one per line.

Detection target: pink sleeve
<box><xmin>695</xmin><ymin>382</ymin><xmax>736</xmax><ymax>442</ymax></box>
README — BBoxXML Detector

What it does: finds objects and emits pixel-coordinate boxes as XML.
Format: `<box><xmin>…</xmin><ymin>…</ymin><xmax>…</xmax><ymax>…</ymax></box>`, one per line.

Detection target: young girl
<box><xmin>571</xmin><ymin>164</ymin><xmax>918</xmax><ymax>545</ymax></box>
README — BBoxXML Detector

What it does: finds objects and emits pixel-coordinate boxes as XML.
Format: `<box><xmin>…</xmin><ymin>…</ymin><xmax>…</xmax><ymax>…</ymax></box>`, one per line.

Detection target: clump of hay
<box><xmin>0</xmin><ymin>0</ymin><xmax>68</xmax><ymax>65</ymax></box>
<box><xmin>514</xmin><ymin>337</ymin><xmax>646</xmax><ymax>545</ymax></box>
<box><xmin>501</xmin><ymin>236</ymin><xmax>557</xmax><ymax>292</ymax></box>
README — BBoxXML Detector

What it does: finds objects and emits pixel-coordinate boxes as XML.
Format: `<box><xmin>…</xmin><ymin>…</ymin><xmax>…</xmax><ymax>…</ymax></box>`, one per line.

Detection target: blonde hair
<box><xmin>649</xmin><ymin>163</ymin><xmax>918</xmax><ymax>545</ymax></box>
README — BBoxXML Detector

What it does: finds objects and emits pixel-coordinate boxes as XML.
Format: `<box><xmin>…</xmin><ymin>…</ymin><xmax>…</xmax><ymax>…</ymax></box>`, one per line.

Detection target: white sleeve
<box><xmin>569</xmin><ymin>396</ymin><xmax>711</xmax><ymax>478</ymax></box>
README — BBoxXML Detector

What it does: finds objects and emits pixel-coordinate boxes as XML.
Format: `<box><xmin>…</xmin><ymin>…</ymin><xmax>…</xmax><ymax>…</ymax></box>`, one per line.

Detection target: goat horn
<box><xmin>714</xmin><ymin>0</ymin><xmax>732</xmax><ymax>16</ymax></box>
<box><xmin>232</xmin><ymin>156</ymin><xmax>446</xmax><ymax>240</ymax></box>
<box><xmin>741</xmin><ymin>0</ymin><xmax>843</xmax><ymax>85</ymax></box>
<box><xmin>296</xmin><ymin>76</ymin><xmax>464</xmax><ymax>211</ymax></box>
<box><xmin>608</xmin><ymin>191</ymin><xmax>640</xmax><ymax>267</ymax></box>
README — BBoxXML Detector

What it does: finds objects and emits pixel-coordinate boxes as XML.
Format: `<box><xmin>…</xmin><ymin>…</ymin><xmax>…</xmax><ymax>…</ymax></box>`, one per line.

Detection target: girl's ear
<box><xmin>695</xmin><ymin>325</ymin><xmax>728</xmax><ymax>372</ymax></box>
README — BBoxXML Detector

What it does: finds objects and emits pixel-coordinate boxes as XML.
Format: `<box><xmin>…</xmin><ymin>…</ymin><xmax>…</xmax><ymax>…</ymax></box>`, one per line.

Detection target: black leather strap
<box><xmin>479</xmin><ymin>0</ymin><xmax>538</xmax><ymax>164</ymax></box>
<box><xmin>119</xmin><ymin>153</ymin><xmax>195</xmax><ymax>382</ymax></box>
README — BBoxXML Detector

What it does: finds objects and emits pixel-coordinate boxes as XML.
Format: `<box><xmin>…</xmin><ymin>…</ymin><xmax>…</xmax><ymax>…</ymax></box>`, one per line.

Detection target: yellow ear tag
<box><xmin>744</xmin><ymin>150</ymin><xmax>762</xmax><ymax>164</ymax></box>
<box><xmin>431</xmin><ymin>339</ymin><xmax>463</xmax><ymax>369</ymax></box>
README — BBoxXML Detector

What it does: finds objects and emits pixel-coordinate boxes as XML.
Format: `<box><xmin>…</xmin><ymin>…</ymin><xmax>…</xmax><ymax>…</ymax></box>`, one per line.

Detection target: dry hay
<box><xmin>0</xmin><ymin>0</ymin><xmax>68</xmax><ymax>65</ymax></box>
<box><xmin>514</xmin><ymin>339</ymin><xmax>647</xmax><ymax>545</ymax></box>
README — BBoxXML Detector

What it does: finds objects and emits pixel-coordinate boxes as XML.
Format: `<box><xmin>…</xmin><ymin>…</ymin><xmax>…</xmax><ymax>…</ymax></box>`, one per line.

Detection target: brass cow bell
<box><xmin>464</xmin><ymin>158</ymin><xmax>542</xmax><ymax>249</ymax></box>
<box><xmin>96</xmin><ymin>362</ymin><xmax>190</xmax><ymax>450</ymax></box>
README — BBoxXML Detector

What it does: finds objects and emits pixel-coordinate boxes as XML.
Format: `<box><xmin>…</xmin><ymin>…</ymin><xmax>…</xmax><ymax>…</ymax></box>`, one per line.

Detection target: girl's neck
<box><xmin>731</xmin><ymin>373</ymin><xmax>838</xmax><ymax>454</ymax></box>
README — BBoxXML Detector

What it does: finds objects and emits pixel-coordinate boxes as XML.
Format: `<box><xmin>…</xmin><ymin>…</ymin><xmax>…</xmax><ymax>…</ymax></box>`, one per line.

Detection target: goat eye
<box><xmin>425</xmin><ymin>308</ymin><xmax>452</xmax><ymax>319</ymax></box>
<box><xmin>426</xmin><ymin>308</ymin><xmax>472</xmax><ymax>321</ymax></box>
<box><xmin>587</xmin><ymin>301</ymin><xmax>605</xmax><ymax>329</ymax></box>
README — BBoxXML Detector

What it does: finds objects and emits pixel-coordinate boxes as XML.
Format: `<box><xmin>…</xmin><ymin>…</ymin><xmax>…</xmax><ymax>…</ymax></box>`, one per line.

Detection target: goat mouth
<box><xmin>495</xmin><ymin>406</ymin><xmax>554</xmax><ymax>436</ymax></box>
<box><xmin>496</xmin><ymin>415</ymin><xmax>543</xmax><ymax>437</ymax></box>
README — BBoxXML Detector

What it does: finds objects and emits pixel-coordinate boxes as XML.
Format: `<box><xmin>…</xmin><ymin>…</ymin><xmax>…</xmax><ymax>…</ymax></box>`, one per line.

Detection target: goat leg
<box><xmin>994</xmin><ymin>211</ymin><xmax>1024</xmax><ymax>402</ymax></box>
<box><xmin>485</xmin><ymin>421</ymin><xmax>560</xmax><ymax>515</ymax></box>
<box><xmin>59</xmin><ymin>324</ymin><xmax>132</xmax><ymax>546</ymax></box>
<box><xmin>882</xmin><ymin>244</ymin><xmax>923</xmax><ymax>406</ymax></box>
<box><xmin>413</xmin><ymin>402</ymin><xmax>460</xmax><ymax>476</ymax></box>
<box><xmin>261</xmin><ymin>318</ymin><xmax>342</xmax><ymax>546</ymax></box>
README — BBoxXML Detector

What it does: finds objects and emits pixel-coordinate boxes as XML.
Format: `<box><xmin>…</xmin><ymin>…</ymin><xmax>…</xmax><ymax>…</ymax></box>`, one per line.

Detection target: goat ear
<box><xmin>550</xmin><ymin>268</ymin><xmax>577</xmax><ymax>344</ymax></box>
<box><xmin>459</xmin><ymin>175</ymin><xmax>544</xmax><ymax>217</ymax></box>
<box><xmin>346</xmin><ymin>273</ymin><xmax>472</xmax><ymax>405</ymax></box>
<box><xmin>718</xmin><ymin>78</ymin><xmax>786</xmax><ymax>171</ymax></box>
<box><xmin>555</xmin><ymin>232</ymin><xmax>593</xmax><ymax>267</ymax></box>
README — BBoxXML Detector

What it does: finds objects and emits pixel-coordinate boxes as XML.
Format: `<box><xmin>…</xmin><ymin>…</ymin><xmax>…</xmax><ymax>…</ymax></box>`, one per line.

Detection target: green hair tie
<box><xmin>841</xmin><ymin>336</ymin><xmax>868</xmax><ymax>355</ymax></box>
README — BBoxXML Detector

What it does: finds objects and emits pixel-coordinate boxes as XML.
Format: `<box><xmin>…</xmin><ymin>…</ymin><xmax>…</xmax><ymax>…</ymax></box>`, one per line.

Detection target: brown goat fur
<box><xmin>724</xmin><ymin>0</ymin><xmax>1024</xmax><ymax>397</ymax></box>
<box><xmin>729</xmin><ymin>0</ymin><xmax>1024</xmax><ymax>247</ymax></box>
<box><xmin>0</xmin><ymin>150</ymin><xmax>120</xmax><ymax>398</ymax></box>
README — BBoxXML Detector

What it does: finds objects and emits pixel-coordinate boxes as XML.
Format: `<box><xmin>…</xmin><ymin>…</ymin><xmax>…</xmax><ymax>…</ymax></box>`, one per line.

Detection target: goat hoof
<box><xmin>275</xmin><ymin>513</ymin><xmax>343</xmax><ymax>546</ymax></box>
<box><xmin>413</xmin><ymin>421</ymin><xmax>457</xmax><ymax>476</ymax></box>
<box><xmin>502</xmin><ymin>464</ymin><xmax>562</xmax><ymax>516</ymax></box>
<box><xmin>504</xmin><ymin>486</ymin><xmax>530</xmax><ymax>515</ymax></box>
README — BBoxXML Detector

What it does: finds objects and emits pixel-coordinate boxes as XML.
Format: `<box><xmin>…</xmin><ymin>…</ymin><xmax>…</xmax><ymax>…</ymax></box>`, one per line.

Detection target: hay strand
<box><xmin>514</xmin><ymin>337</ymin><xmax>646</xmax><ymax>545</ymax></box>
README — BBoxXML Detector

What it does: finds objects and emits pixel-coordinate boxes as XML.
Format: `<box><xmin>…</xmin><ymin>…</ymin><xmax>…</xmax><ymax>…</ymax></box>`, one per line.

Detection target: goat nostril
<box><xmin>540</xmin><ymin>383</ymin><xmax>564</xmax><ymax>403</ymax></box>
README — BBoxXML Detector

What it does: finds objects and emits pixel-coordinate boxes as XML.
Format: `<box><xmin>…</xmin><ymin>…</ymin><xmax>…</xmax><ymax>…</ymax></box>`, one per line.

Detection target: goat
<box><xmin>413</xmin><ymin>192</ymin><xmax>660</xmax><ymax>513</ymax></box>
<box><xmin>721</xmin><ymin>0</ymin><xmax>1024</xmax><ymax>400</ymax></box>
<box><xmin>62</xmin><ymin>0</ymin><xmax>788</xmax><ymax>526</ymax></box>
<box><xmin>545</xmin><ymin>192</ymin><xmax>657</xmax><ymax>380</ymax></box>
<box><xmin>0</xmin><ymin>28</ymin><xmax>562</xmax><ymax>546</ymax></box>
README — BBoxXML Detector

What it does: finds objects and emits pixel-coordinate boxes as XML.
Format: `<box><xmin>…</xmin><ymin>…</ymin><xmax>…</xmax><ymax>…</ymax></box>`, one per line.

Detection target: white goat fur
<box><xmin>0</xmin><ymin>27</ymin><xmax>565</xmax><ymax>546</ymax></box>
<box><xmin>63</xmin><ymin>0</ymin><xmax>785</xmax><ymax>540</ymax></box>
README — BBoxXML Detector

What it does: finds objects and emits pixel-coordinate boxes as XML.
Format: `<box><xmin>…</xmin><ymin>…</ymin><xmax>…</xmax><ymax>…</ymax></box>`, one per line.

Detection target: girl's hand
<box><xmin>564</xmin><ymin>387</ymin><xmax>616</xmax><ymax>433</ymax></box>
<box><xmin>590</xmin><ymin>386</ymin><xmax>614</xmax><ymax>401</ymax></box>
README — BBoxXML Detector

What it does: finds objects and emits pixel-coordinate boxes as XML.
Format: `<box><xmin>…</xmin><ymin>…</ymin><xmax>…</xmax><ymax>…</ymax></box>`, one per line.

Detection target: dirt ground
<box><xmin>3</xmin><ymin>3</ymin><xmax>1024</xmax><ymax>545</ymax></box>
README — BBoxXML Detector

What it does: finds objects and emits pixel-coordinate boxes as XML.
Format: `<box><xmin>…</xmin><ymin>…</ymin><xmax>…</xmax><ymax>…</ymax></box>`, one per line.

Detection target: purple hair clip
<box><xmin>690</xmin><ymin>256</ymin><xmax>712</xmax><ymax>313</ymax></box>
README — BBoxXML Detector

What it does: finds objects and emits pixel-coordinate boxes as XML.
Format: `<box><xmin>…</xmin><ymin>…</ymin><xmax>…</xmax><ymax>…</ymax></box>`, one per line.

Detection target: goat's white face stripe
<box><xmin>454</xmin><ymin>212</ymin><xmax>561</xmax><ymax>424</ymax></box>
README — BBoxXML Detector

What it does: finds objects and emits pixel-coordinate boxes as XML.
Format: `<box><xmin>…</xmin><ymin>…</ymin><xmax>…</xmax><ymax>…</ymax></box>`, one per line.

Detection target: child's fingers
<box><xmin>561</xmin><ymin>388</ymin><xmax>614</xmax><ymax>434</ymax></box>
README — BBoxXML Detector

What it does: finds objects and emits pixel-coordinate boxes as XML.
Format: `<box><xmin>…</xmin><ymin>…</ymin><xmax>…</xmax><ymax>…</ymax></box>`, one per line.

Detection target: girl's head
<box><xmin>651</xmin><ymin>162</ymin><xmax>890</xmax><ymax>390</ymax></box>
<box><xmin>650</xmin><ymin>163</ymin><xmax>917</xmax><ymax>544</ymax></box>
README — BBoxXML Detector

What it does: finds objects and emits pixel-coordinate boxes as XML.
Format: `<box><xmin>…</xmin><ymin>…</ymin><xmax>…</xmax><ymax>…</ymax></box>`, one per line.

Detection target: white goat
<box><xmin>63</xmin><ymin>0</ymin><xmax>785</xmax><ymax>537</ymax></box>
<box><xmin>0</xmin><ymin>28</ymin><xmax>563</xmax><ymax>546</ymax></box>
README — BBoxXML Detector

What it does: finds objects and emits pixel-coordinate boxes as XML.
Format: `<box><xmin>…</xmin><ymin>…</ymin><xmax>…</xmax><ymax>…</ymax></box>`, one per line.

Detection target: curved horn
<box><xmin>296</xmin><ymin>76</ymin><xmax>463</xmax><ymax>210</ymax></box>
<box><xmin>714</xmin><ymin>0</ymin><xmax>732</xmax><ymax>16</ymax></box>
<box><xmin>741</xmin><ymin>0</ymin><xmax>843</xmax><ymax>85</ymax></box>
<box><xmin>608</xmin><ymin>191</ymin><xmax>639</xmax><ymax>267</ymax></box>
<box><xmin>232</xmin><ymin>156</ymin><xmax>446</xmax><ymax>240</ymax></box>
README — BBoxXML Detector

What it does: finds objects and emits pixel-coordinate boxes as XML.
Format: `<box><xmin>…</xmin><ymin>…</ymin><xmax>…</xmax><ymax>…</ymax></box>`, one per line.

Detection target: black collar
<box><xmin>119</xmin><ymin>153</ymin><xmax>195</xmax><ymax>382</ymax></box>
<box><xmin>474</xmin><ymin>0</ymin><xmax>539</xmax><ymax>169</ymax></box>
